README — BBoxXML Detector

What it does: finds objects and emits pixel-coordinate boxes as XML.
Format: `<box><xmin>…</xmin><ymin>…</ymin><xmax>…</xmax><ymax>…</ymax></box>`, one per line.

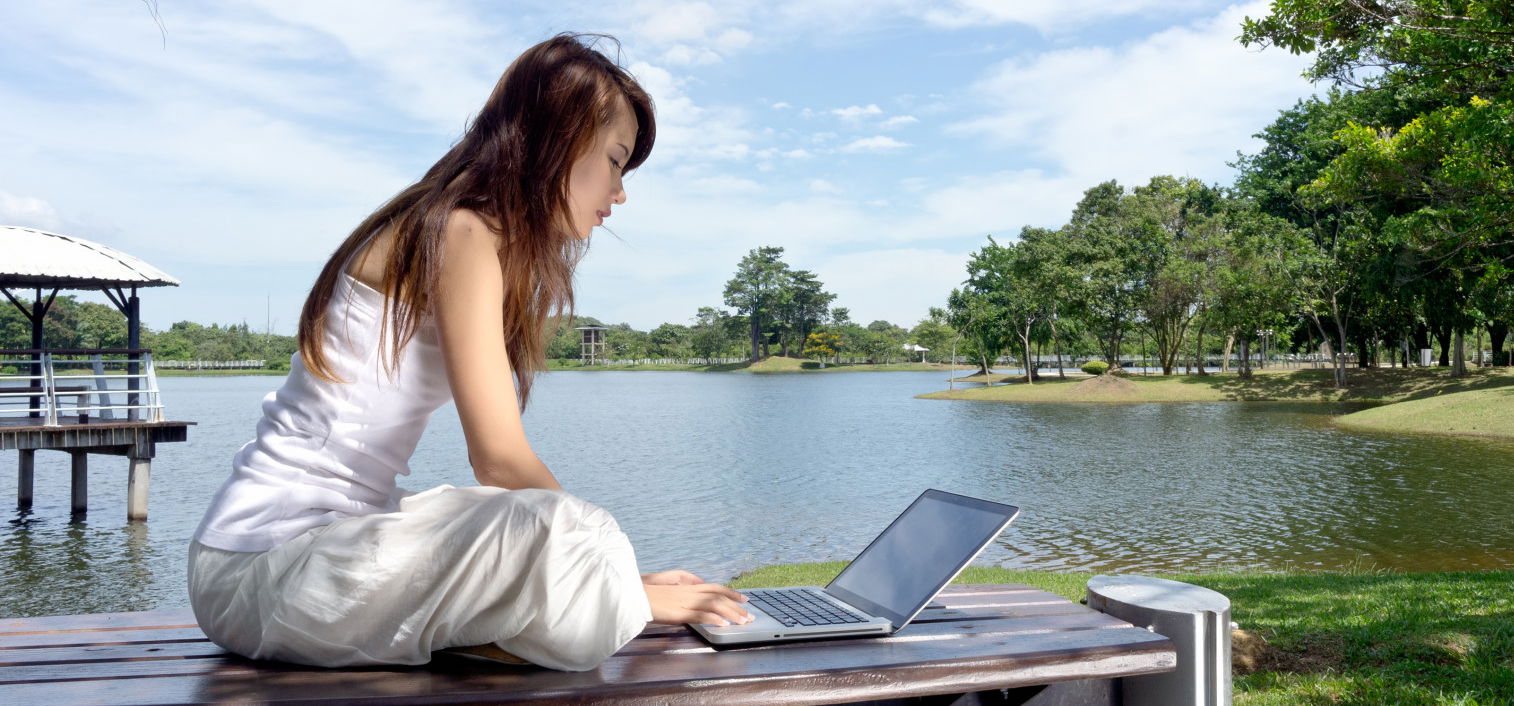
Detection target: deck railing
<box><xmin>0</xmin><ymin>348</ymin><xmax>164</xmax><ymax>426</ymax></box>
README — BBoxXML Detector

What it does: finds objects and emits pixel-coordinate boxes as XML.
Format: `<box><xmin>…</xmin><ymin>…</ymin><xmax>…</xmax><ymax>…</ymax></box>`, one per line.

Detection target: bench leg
<box><xmin>71</xmin><ymin>451</ymin><xmax>88</xmax><ymax>518</ymax></box>
<box><xmin>127</xmin><ymin>457</ymin><xmax>150</xmax><ymax>522</ymax></box>
<box><xmin>18</xmin><ymin>449</ymin><xmax>34</xmax><ymax>509</ymax></box>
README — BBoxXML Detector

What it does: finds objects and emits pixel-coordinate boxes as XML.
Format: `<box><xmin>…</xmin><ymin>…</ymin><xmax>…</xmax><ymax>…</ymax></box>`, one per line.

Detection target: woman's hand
<box><xmin>641</xmin><ymin>570</ymin><xmax>704</xmax><ymax>586</ymax></box>
<box><xmin>645</xmin><ymin>582</ymin><xmax>752</xmax><ymax>627</ymax></box>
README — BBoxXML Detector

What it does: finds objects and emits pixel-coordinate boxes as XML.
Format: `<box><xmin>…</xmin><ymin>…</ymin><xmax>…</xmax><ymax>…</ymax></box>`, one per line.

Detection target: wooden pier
<box><xmin>2</xmin><ymin>417</ymin><xmax>191</xmax><ymax>520</ymax></box>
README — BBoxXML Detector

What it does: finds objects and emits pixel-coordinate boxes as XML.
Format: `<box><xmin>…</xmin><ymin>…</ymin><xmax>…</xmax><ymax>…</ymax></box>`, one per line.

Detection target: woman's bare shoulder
<box><xmin>443</xmin><ymin>208</ymin><xmax>504</xmax><ymax>243</ymax></box>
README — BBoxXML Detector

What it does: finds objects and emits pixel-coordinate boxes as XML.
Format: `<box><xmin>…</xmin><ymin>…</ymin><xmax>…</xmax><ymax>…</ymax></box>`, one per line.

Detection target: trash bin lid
<box><xmin>1089</xmin><ymin>574</ymin><xmax>1230</xmax><ymax>612</ymax></box>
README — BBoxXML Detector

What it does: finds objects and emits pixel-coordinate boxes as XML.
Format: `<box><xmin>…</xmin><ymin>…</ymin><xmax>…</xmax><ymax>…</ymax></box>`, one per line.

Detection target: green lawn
<box><xmin>1334</xmin><ymin>385</ymin><xmax>1514</xmax><ymax>440</ymax></box>
<box><xmin>731</xmin><ymin>562</ymin><xmax>1514</xmax><ymax>705</ymax></box>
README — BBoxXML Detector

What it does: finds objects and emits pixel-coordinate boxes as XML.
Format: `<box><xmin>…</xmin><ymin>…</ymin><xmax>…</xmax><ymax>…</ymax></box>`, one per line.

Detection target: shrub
<box><xmin>1081</xmin><ymin>360</ymin><xmax>1109</xmax><ymax>376</ymax></box>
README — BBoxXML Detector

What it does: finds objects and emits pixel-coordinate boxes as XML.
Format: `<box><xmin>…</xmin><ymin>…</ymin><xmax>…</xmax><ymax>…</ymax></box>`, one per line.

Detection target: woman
<box><xmin>189</xmin><ymin>34</ymin><xmax>752</xmax><ymax>672</ymax></box>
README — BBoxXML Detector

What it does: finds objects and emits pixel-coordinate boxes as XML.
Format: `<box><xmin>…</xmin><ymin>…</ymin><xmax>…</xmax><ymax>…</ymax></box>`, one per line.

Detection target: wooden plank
<box><xmin>0</xmin><ymin>614</ymin><xmax>1167</xmax><ymax>686</ymax></box>
<box><xmin>0</xmin><ymin>608</ymin><xmax>195</xmax><ymax>635</ymax></box>
<box><xmin>0</xmin><ymin>639</ymin><xmax>222</xmax><ymax>666</ymax></box>
<box><xmin>0</xmin><ymin>627</ymin><xmax>1171</xmax><ymax>705</ymax></box>
<box><xmin>0</xmin><ymin>627</ymin><xmax>206</xmax><ymax>649</ymax></box>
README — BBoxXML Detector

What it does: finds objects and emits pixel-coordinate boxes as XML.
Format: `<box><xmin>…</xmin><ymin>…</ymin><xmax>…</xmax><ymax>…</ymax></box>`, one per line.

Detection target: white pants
<box><xmin>188</xmin><ymin>485</ymin><xmax>652</xmax><ymax>671</ymax></box>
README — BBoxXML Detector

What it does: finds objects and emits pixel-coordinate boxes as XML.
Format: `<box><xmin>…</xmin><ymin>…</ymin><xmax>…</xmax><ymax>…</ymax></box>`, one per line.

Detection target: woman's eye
<box><xmin>610</xmin><ymin>158</ymin><xmax>623</xmax><ymax>171</ymax></box>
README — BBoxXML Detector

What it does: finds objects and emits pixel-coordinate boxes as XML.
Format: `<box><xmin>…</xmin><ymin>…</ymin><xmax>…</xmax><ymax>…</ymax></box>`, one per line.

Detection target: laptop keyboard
<box><xmin>744</xmin><ymin>589</ymin><xmax>869</xmax><ymax>627</ymax></box>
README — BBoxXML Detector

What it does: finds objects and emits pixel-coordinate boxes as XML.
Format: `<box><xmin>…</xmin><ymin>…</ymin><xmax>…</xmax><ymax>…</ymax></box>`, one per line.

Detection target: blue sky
<box><xmin>0</xmin><ymin>1</ymin><xmax>1314</xmax><ymax>335</ymax></box>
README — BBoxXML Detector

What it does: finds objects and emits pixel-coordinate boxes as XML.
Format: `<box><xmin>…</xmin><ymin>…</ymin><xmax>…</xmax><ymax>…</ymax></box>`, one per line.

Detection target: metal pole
<box><xmin>128</xmin><ymin>287</ymin><xmax>141</xmax><ymax>421</ymax></box>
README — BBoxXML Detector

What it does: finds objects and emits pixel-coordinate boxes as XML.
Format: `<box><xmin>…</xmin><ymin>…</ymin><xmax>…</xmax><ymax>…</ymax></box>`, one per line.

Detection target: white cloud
<box><xmin>840</xmin><ymin>136</ymin><xmax>909</xmax><ymax>153</ymax></box>
<box><xmin>949</xmin><ymin>1</ymin><xmax>1314</xmax><ymax>187</ymax></box>
<box><xmin>661</xmin><ymin>44</ymin><xmax>724</xmax><ymax>65</ymax></box>
<box><xmin>632</xmin><ymin>1</ymin><xmax>726</xmax><ymax>44</ymax></box>
<box><xmin>628</xmin><ymin>61</ymin><xmax>756</xmax><ymax>165</ymax></box>
<box><xmin>913</xmin><ymin>0</ymin><xmax>1213</xmax><ymax>33</ymax></box>
<box><xmin>816</xmin><ymin>249</ymin><xmax>969</xmax><ymax>327</ymax></box>
<box><xmin>831</xmin><ymin>104</ymin><xmax>884</xmax><ymax>120</ymax></box>
<box><xmin>770</xmin><ymin>101</ymin><xmax>792</xmax><ymax>110</ymax></box>
<box><xmin>809</xmin><ymin>179</ymin><xmax>842</xmax><ymax>195</ymax></box>
<box><xmin>0</xmin><ymin>192</ymin><xmax>65</xmax><ymax>232</ymax></box>
<box><xmin>880</xmin><ymin>115</ymin><xmax>919</xmax><ymax>129</ymax></box>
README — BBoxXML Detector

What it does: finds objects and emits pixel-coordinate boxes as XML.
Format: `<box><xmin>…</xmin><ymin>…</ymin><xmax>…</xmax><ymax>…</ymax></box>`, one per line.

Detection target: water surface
<box><xmin>2</xmin><ymin>371</ymin><xmax>1511</xmax><ymax>617</ymax></box>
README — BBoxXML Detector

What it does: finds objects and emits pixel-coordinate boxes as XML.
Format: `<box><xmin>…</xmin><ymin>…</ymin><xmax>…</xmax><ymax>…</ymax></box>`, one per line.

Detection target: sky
<box><xmin>0</xmin><ymin>0</ymin><xmax>1316</xmax><ymax>336</ymax></box>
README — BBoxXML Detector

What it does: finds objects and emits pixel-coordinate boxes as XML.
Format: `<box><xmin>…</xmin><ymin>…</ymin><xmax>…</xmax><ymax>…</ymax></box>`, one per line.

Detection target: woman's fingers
<box><xmin>645</xmin><ymin>584</ymin><xmax>754</xmax><ymax>626</ymax></box>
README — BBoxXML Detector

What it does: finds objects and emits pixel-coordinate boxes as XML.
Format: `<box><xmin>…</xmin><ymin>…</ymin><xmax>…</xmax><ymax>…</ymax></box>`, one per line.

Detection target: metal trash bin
<box><xmin>1086</xmin><ymin>575</ymin><xmax>1231</xmax><ymax>706</ymax></box>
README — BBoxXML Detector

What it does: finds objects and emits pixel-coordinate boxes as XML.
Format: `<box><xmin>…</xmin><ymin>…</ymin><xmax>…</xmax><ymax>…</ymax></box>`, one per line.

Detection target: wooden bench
<box><xmin>0</xmin><ymin>584</ymin><xmax>1175</xmax><ymax>705</ymax></box>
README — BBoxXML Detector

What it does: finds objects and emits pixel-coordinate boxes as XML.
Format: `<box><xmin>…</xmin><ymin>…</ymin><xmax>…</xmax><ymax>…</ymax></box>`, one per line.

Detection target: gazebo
<box><xmin>0</xmin><ymin>225</ymin><xmax>191</xmax><ymax>520</ymax></box>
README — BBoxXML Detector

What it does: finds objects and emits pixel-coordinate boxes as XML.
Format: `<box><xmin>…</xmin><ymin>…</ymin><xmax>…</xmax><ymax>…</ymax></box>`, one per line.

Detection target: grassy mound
<box><xmin>1334</xmin><ymin>385</ymin><xmax>1514</xmax><ymax>439</ymax></box>
<box><xmin>1065</xmin><ymin>372</ymin><xmax>1138</xmax><ymax>399</ymax></box>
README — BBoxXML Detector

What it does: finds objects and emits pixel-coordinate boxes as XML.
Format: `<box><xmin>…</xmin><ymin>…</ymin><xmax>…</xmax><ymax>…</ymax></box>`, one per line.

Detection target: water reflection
<box><xmin>1</xmin><ymin>511</ymin><xmax>162</xmax><ymax>616</ymax></box>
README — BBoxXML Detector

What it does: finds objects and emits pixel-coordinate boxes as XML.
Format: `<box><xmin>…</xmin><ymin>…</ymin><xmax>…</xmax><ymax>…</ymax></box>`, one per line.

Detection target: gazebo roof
<box><xmin>0</xmin><ymin>225</ymin><xmax>179</xmax><ymax>290</ymax></box>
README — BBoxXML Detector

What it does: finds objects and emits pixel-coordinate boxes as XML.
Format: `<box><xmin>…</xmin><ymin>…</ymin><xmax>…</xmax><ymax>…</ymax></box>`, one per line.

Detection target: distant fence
<box><xmin>157</xmin><ymin>360</ymin><xmax>267</xmax><ymax>370</ymax></box>
<box><xmin>575</xmin><ymin>357</ymin><xmax>746</xmax><ymax>366</ymax></box>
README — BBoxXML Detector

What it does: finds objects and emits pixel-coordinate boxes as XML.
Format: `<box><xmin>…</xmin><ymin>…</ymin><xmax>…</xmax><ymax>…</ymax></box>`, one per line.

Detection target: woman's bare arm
<box><xmin>433</xmin><ymin>209</ymin><xmax>562</xmax><ymax>491</ymax></box>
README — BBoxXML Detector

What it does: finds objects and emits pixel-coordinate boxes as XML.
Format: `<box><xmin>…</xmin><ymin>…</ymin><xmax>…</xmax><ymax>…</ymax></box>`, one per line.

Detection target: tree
<box><xmin>723</xmin><ymin>246</ymin><xmax>791</xmax><ymax>361</ymax></box>
<box><xmin>945</xmin><ymin>288</ymin><xmax>1006</xmax><ymax>377</ymax></box>
<box><xmin>690</xmin><ymin>307</ymin><xmax>733</xmax><ymax>364</ymax></box>
<box><xmin>1127</xmin><ymin>176</ymin><xmax>1231</xmax><ymax>375</ymax></box>
<box><xmin>1060</xmin><ymin>181</ymin><xmax>1156</xmax><ymax>369</ymax></box>
<box><xmin>1233</xmin><ymin>95</ymin><xmax>1403</xmax><ymax>387</ymax></box>
<box><xmin>955</xmin><ymin>236</ymin><xmax>1050</xmax><ymax>383</ymax></box>
<box><xmin>774</xmin><ymin>269</ymin><xmax>835</xmax><ymax>358</ymax></box>
<box><xmin>648</xmin><ymin>323</ymin><xmax>692</xmax><ymax>359</ymax></box>
<box><xmin>1243</xmin><ymin>0</ymin><xmax>1514</xmax><ymax>380</ymax></box>
<box><xmin>909</xmin><ymin>309</ymin><xmax>956</xmax><ymax>364</ymax></box>
<box><xmin>803</xmin><ymin>330</ymin><xmax>840</xmax><ymax>367</ymax></box>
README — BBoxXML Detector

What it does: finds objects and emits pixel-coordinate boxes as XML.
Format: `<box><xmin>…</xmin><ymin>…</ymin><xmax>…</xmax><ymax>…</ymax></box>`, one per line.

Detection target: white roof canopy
<box><xmin>0</xmin><ymin>225</ymin><xmax>179</xmax><ymax>290</ymax></box>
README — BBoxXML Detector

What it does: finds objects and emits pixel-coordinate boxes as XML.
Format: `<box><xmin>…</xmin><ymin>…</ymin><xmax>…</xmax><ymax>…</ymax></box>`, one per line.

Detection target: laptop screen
<box><xmin>825</xmin><ymin>489</ymin><xmax>1019</xmax><ymax>630</ymax></box>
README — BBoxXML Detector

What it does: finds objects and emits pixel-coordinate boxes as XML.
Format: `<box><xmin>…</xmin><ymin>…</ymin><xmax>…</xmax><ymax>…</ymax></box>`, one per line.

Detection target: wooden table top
<box><xmin>0</xmin><ymin>583</ymin><xmax>1175</xmax><ymax>705</ymax></box>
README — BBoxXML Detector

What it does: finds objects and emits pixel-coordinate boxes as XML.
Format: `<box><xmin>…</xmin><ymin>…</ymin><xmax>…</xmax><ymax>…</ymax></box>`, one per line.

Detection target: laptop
<box><xmin>689</xmin><ymin>488</ymin><xmax>1020</xmax><ymax>645</ymax></box>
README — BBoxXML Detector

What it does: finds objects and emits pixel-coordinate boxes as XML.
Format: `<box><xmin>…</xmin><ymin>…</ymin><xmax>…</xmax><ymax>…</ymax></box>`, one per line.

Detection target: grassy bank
<box><xmin>547</xmin><ymin>356</ymin><xmax>964</xmax><ymax>374</ymax></box>
<box><xmin>731</xmin><ymin>562</ymin><xmax>1514</xmax><ymax>705</ymax></box>
<box><xmin>1334</xmin><ymin>385</ymin><xmax>1514</xmax><ymax>440</ymax></box>
<box><xmin>920</xmin><ymin>367</ymin><xmax>1514</xmax><ymax>440</ymax></box>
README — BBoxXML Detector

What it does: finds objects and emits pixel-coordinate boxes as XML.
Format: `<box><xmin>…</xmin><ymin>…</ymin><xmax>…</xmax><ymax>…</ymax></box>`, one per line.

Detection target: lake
<box><xmin>3</xmin><ymin>371</ymin><xmax>1512</xmax><ymax>617</ymax></box>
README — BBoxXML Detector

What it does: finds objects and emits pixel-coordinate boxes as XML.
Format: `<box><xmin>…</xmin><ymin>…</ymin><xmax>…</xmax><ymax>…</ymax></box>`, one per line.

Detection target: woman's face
<box><xmin>566</xmin><ymin>103</ymin><xmax>639</xmax><ymax>239</ymax></box>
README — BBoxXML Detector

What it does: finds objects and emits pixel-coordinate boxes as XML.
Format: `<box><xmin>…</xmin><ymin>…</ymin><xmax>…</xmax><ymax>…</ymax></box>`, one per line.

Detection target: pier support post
<box><xmin>18</xmin><ymin>449</ymin><xmax>34</xmax><ymax>509</ymax></box>
<box><xmin>127</xmin><ymin>456</ymin><xmax>151</xmax><ymax>522</ymax></box>
<box><xmin>70</xmin><ymin>451</ymin><xmax>88</xmax><ymax>518</ymax></box>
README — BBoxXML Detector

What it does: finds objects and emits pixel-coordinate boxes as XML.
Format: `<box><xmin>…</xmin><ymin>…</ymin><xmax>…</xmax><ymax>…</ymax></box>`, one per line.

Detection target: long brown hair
<box><xmin>296</xmin><ymin>33</ymin><xmax>655</xmax><ymax>407</ymax></box>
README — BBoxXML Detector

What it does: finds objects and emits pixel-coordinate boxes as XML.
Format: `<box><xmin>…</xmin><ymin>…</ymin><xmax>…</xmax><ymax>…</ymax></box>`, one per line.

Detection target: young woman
<box><xmin>188</xmin><ymin>34</ymin><xmax>752</xmax><ymax>672</ymax></box>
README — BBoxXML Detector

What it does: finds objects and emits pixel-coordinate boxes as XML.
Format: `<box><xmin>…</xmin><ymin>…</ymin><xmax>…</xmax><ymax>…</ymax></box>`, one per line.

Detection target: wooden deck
<box><xmin>0</xmin><ymin>584</ymin><xmax>1175</xmax><ymax>705</ymax></box>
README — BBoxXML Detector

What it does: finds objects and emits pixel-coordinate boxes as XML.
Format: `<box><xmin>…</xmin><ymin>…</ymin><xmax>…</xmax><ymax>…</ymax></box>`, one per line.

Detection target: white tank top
<box><xmin>195</xmin><ymin>273</ymin><xmax>454</xmax><ymax>552</ymax></box>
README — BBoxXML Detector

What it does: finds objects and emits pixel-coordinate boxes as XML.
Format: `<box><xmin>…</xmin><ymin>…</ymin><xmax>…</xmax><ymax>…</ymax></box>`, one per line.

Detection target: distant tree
<box><xmin>605</xmin><ymin>323</ymin><xmax>650</xmax><ymax>360</ymax></box>
<box><xmin>690</xmin><ymin>307</ymin><xmax>733</xmax><ymax>364</ymax></box>
<box><xmin>802</xmin><ymin>330</ymin><xmax>840</xmax><ymax>367</ymax></box>
<box><xmin>775</xmin><ymin>269</ymin><xmax>835</xmax><ymax>357</ymax></box>
<box><xmin>648</xmin><ymin>323</ymin><xmax>692</xmax><ymax>359</ymax></box>
<box><xmin>723</xmin><ymin>247</ymin><xmax>791</xmax><ymax>361</ymax></box>
<box><xmin>1060</xmin><ymin>181</ymin><xmax>1154</xmax><ymax>369</ymax></box>
<box><xmin>908</xmin><ymin>309</ymin><xmax>956</xmax><ymax>364</ymax></box>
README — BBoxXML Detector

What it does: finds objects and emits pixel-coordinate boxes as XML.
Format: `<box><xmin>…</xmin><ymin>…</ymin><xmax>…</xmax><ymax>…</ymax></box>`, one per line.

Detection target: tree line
<box><xmin>949</xmin><ymin>0</ymin><xmax>1514</xmax><ymax>387</ymax></box>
